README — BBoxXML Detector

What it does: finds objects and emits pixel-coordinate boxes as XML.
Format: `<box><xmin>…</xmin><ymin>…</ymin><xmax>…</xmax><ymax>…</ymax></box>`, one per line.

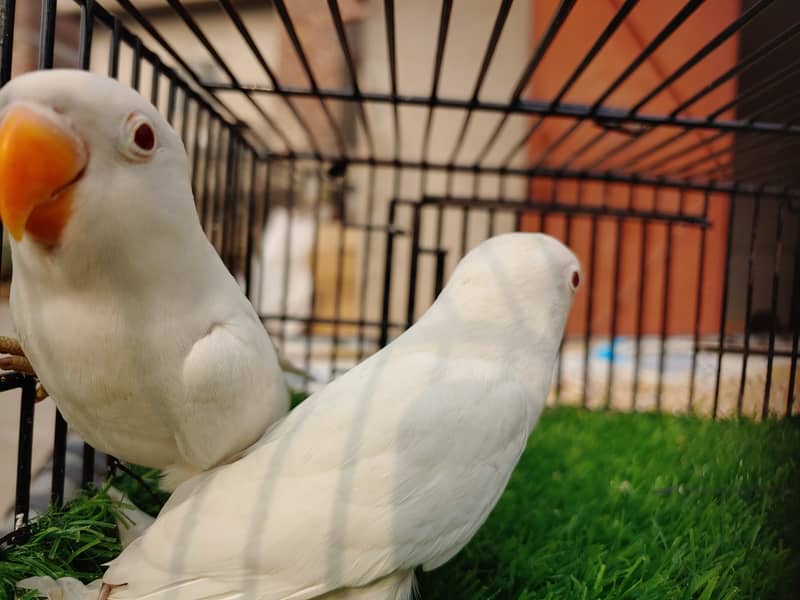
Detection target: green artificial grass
<box><xmin>419</xmin><ymin>408</ymin><xmax>800</xmax><ymax>599</ymax></box>
<box><xmin>1</xmin><ymin>406</ymin><xmax>797</xmax><ymax>599</ymax></box>
<box><xmin>107</xmin><ymin>465</ymin><xmax>170</xmax><ymax>518</ymax></box>
<box><xmin>0</xmin><ymin>487</ymin><xmax>123</xmax><ymax>600</ymax></box>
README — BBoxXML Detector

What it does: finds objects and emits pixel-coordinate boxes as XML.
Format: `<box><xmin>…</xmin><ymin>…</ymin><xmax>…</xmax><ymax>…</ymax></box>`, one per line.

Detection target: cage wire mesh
<box><xmin>0</xmin><ymin>0</ymin><xmax>798</xmax><ymax>532</ymax></box>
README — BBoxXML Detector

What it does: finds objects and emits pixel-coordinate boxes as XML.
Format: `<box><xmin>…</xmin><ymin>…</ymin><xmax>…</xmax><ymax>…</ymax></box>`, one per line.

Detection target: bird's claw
<box><xmin>99</xmin><ymin>582</ymin><xmax>123</xmax><ymax>599</ymax></box>
<box><xmin>0</xmin><ymin>335</ymin><xmax>49</xmax><ymax>401</ymax></box>
<box><xmin>0</xmin><ymin>354</ymin><xmax>36</xmax><ymax>374</ymax></box>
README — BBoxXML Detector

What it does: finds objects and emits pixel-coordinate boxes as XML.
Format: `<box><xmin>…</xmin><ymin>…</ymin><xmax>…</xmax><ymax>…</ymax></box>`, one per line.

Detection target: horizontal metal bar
<box><xmin>418</xmin><ymin>195</ymin><xmax>709</xmax><ymax>226</ymax></box>
<box><xmin>0</xmin><ymin>372</ymin><xmax>31</xmax><ymax>392</ymax></box>
<box><xmin>201</xmin><ymin>83</ymin><xmax>800</xmax><ymax>137</ymax></box>
<box><xmin>697</xmin><ymin>342</ymin><xmax>798</xmax><ymax>358</ymax></box>
<box><xmin>263</xmin><ymin>152</ymin><xmax>800</xmax><ymax>198</ymax></box>
<box><xmin>341</xmin><ymin>221</ymin><xmax>406</xmax><ymax>234</ymax></box>
<box><xmin>260</xmin><ymin>314</ymin><xmax>407</xmax><ymax>331</ymax></box>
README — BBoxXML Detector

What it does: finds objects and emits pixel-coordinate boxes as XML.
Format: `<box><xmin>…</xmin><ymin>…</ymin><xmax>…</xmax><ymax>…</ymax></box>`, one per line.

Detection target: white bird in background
<box><xmin>255</xmin><ymin>206</ymin><xmax>315</xmax><ymax>339</ymax></box>
<box><xmin>0</xmin><ymin>69</ymin><xmax>289</xmax><ymax>490</ymax></box>
<box><xmin>98</xmin><ymin>232</ymin><xmax>581</xmax><ymax>600</ymax></box>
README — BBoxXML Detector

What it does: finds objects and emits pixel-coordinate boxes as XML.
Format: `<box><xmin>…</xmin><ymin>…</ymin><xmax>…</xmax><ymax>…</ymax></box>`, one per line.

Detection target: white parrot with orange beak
<box><xmin>0</xmin><ymin>69</ymin><xmax>289</xmax><ymax>489</ymax></box>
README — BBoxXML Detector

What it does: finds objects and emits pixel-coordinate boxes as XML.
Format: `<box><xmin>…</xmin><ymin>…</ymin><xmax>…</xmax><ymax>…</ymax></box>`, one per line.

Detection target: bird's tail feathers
<box><xmin>310</xmin><ymin>571</ymin><xmax>417</xmax><ymax>600</ymax></box>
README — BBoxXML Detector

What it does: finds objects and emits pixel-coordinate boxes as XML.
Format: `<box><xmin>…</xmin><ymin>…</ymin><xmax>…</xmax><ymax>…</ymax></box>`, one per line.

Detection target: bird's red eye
<box><xmin>134</xmin><ymin>123</ymin><xmax>155</xmax><ymax>151</ymax></box>
<box><xmin>571</xmin><ymin>271</ymin><xmax>580</xmax><ymax>289</ymax></box>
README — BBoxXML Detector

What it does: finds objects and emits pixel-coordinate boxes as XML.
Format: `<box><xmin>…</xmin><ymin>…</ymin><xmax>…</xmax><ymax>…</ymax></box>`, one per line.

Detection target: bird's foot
<box><xmin>0</xmin><ymin>335</ymin><xmax>49</xmax><ymax>401</ymax></box>
<box><xmin>99</xmin><ymin>583</ymin><xmax>124</xmax><ymax>599</ymax></box>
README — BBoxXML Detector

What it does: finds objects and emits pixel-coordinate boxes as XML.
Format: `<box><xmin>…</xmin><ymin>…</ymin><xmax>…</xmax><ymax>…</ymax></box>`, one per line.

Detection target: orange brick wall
<box><xmin>525</xmin><ymin>0</ymin><xmax>738</xmax><ymax>337</ymax></box>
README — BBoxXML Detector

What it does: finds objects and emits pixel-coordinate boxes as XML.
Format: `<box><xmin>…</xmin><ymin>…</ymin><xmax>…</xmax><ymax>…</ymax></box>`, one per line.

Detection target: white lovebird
<box><xmin>0</xmin><ymin>69</ymin><xmax>289</xmax><ymax>489</ymax></box>
<box><xmin>99</xmin><ymin>232</ymin><xmax>581</xmax><ymax>600</ymax></box>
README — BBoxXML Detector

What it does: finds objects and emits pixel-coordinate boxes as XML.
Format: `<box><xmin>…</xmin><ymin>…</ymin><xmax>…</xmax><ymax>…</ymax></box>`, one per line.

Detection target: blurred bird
<box><xmin>0</xmin><ymin>69</ymin><xmax>289</xmax><ymax>490</ymax></box>
<box><xmin>96</xmin><ymin>233</ymin><xmax>580</xmax><ymax>599</ymax></box>
<box><xmin>254</xmin><ymin>206</ymin><xmax>315</xmax><ymax>339</ymax></box>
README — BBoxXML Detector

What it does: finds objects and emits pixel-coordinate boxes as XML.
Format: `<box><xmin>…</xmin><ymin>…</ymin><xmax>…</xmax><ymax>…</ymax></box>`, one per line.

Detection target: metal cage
<box><xmin>0</xmin><ymin>0</ymin><xmax>798</xmax><ymax>534</ymax></box>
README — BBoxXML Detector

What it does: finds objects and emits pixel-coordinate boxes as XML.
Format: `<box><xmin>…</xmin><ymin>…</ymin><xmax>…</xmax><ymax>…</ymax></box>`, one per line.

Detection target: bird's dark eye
<box><xmin>571</xmin><ymin>270</ymin><xmax>580</xmax><ymax>289</ymax></box>
<box><xmin>118</xmin><ymin>112</ymin><xmax>156</xmax><ymax>161</ymax></box>
<box><xmin>134</xmin><ymin>122</ymin><xmax>155</xmax><ymax>151</ymax></box>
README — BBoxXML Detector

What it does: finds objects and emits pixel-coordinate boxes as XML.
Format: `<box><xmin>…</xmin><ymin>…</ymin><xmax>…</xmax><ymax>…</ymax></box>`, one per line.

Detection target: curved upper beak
<box><xmin>0</xmin><ymin>102</ymin><xmax>87</xmax><ymax>242</ymax></box>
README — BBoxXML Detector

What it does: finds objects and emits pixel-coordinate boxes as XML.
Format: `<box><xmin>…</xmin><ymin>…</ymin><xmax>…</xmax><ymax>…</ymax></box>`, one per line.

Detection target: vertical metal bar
<box><xmin>383</xmin><ymin>0</ymin><xmax>400</xmax><ymax>161</ymax></box>
<box><xmin>356</xmin><ymin>165</ymin><xmax>378</xmax><ymax>362</ymax></box>
<box><xmin>203</xmin><ymin>119</ymin><xmax>225</xmax><ymax>237</ymax></box>
<box><xmin>656</xmin><ymin>189</ymin><xmax>679</xmax><ymax>410</ymax></box>
<box><xmin>433</xmin><ymin>248</ymin><xmax>447</xmax><ymax>297</ymax></box>
<box><xmin>434</xmin><ymin>170</ymin><xmax>455</xmax><ymax>279</ymax></box>
<box><xmin>150</xmin><ymin>56</ymin><xmax>160</xmax><ymax>106</ymax></box>
<box><xmin>406</xmin><ymin>204</ymin><xmax>422</xmax><ymax>328</ymax></box>
<box><xmin>51</xmin><ymin>412</ymin><xmax>67</xmax><ymax>506</ymax></box>
<box><xmin>0</xmin><ymin>0</ymin><xmax>12</xmax><ymax>264</ymax></box>
<box><xmin>77</xmin><ymin>0</ymin><xmax>93</xmax><ymax>71</ymax></box>
<box><xmin>762</xmin><ymin>200</ymin><xmax>784</xmax><ymax>419</ymax></box>
<box><xmin>713</xmin><ymin>194</ymin><xmax>737</xmax><ymax>418</ymax></box>
<box><xmin>328</xmin><ymin>178</ymin><xmax>349</xmax><ymax>379</ymax></box>
<box><xmin>460</xmin><ymin>172</ymin><xmax>479</xmax><ymax>261</ymax></box>
<box><xmin>244</xmin><ymin>152</ymin><xmax>258</xmax><ymax>300</ymax></box>
<box><xmin>249</xmin><ymin>160</ymin><xmax>266</xmax><ymax>308</ymax></box>
<box><xmin>688</xmin><ymin>190</ymin><xmax>710</xmax><ymax>411</ymax></box>
<box><xmin>130</xmin><ymin>38</ymin><xmax>142</xmax><ymax>89</ymax></box>
<box><xmin>277</xmin><ymin>160</ymin><xmax>296</xmax><ymax>346</ymax></box>
<box><xmin>631</xmin><ymin>187</ymin><xmax>651</xmax><ymax>411</ymax></box>
<box><xmin>457</xmin><ymin>173</ymin><xmax>470</xmax><ymax>260</ymax></box>
<box><xmin>14</xmin><ymin>378</ymin><xmax>36</xmax><ymax>529</ymax></box>
<box><xmin>787</xmin><ymin>217</ymin><xmax>800</xmax><ymax>416</ymax></box>
<box><xmin>108</xmin><ymin>17</ymin><xmax>121</xmax><ymax>78</ymax></box>
<box><xmin>419</xmin><ymin>0</ymin><xmax>451</xmax><ymax>265</ymax></box>
<box><xmin>231</xmin><ymin>138</ymin><xmax>245</xmax><ymax>271</ymax></box>
<box><xmin>257</xmin><ymin>159</ymin><xmax>274</xmax><ymax>317</ymax></box>
<box><xmin>180</xmin><ymin>91</ymin><xmax>190</xmax><ymax>146</ymax></box>
<box><xmin>210</xmin><ymin>122</ymin><xmax>226</xmax><ymax>245</ymax></box>
<box><xmin>33</xmin><ymin>4</ymin><xmax>62</xmax><ymax>502</ymax></box>
<box><xmin>38</xmin><ymin>0</ymin><xmax>57</xmax><ymax>69</ymax></box>
<box><xmin>191</xmin><ymin>107</ymin><xmax>205</xmax><ymax>201</ymax></box>
<box><xmin>581</xmin><ymin>184</ymin><xmax>598</xmax><ymax>407</ymax></box>
<box><xmin>555</xmin><ymin>179</ymin><xmax>572</xmax><ymax>402</ymax></box>
<box><xmin>379</xmin><ymin>198</ymin><xmax>399</xmax><ymax>348</ymax></box>
<box><xmin>605</xmin><ymin>184</ymin><xmax>632</xmax><ymax>410</ymax></box>
<box><xmin>81</xmin><ymin>443</ymin><xmax>95</xmax><ymax>487</ymax></box>
<box><xmin>199</xmin><ymin>116</ymin><xmax>216</xmax><ymax>233</ymax></box>
<box><xmin>303</xmin><ymin>164</ymin><xmax>325</xmax><ymax>384</ymax></box>
<box><xmin>106</xmin><ymin>455</ymin><xmax>118</xmax><ymax>480</ymax></box>
<box><xmin>220</xmin><ymin>129</ymin><xmax>238</xmax><ymax>266</ymax></box>
<box><xmin>167</xmin><ymin>74</ymin><xmax>178</xmax><ymax>125</ymax></box>
<box><xmin>0</xmin><ymin>0</ymin><xmax>16</xmax><ymax>84</ymax></box>
<box><xmin>737</xmin><ymin>195</ymin><xmax>761</xmax><ymax>417</ymax></box>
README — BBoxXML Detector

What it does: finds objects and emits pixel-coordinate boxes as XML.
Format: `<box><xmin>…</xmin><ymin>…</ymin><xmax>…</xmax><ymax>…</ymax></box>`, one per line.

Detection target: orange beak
<box><xmin>0</xmin><ymin>103</ymin><xmax>86</xmax><ymax>245</ymax></box>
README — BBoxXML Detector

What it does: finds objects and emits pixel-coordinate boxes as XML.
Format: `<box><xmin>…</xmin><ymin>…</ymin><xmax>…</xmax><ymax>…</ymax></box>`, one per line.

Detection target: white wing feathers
<box><xmin>105</xmin><ymin>352</ymin><xmax>532</xmax><ymax>600</ymax></box>
<box><xmin>173</xmin><ymin>313</ymin><xmax>289</xmax><ymax>474</ymax></box>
